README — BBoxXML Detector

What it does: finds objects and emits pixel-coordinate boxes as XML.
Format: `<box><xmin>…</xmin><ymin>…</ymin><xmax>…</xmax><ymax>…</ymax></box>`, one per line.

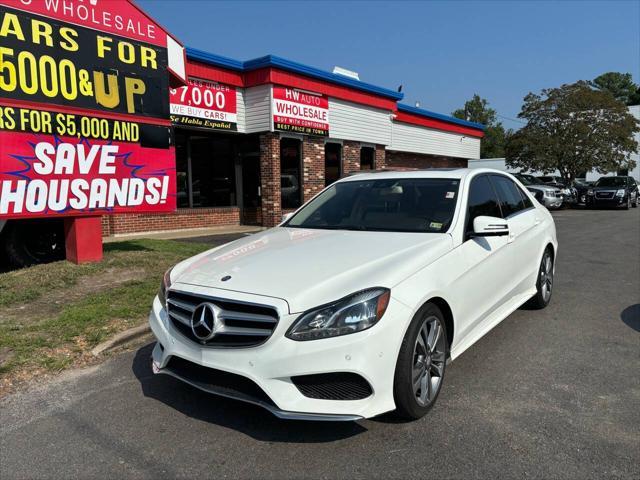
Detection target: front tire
<box><xmin>393</xmin><ymin>303</ymin><xmax>447</xmax><ymax>420</ymax></box>
<box><xmin>526</xmin><ymin>248</ymin><xmax>554</xmax><ymax>309</ymax></box>
<box><xmin>2</xmin><ymin>220</ymin><xmax>65</xmax><ymax>268</ymax></box>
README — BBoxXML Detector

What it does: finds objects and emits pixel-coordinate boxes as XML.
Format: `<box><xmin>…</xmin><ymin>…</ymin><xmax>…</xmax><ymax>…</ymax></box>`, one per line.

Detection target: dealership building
<box><xmin>101</xmin><ymin>48</ymin><xmax>485</xmax><ymax>236</ymax></box>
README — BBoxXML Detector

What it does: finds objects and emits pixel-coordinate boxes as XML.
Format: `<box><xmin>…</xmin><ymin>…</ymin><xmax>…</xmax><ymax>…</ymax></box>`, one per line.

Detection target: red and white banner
<box><xmin>170</xmin><ymin>78</ymin><xmax>237</xmax><ymax>131</ymax></box>
<box><xmin>1</xmin><ymin>0</ymin><xmax>168</xmax><ymax>47</ymax></box>
<box><xmin>0</xmin><ymin>0</ymin><xmax>183</xmax><ymax>220</ymax></box>
<box><xmin>0</xmin><ymin>126</ymin><xmax>176</xmax><ymax>218</ymax></box>
<box><xmin>272</xmin><ymin>86</ymin><xmax>329</xmax><ymax>136</ymax></box>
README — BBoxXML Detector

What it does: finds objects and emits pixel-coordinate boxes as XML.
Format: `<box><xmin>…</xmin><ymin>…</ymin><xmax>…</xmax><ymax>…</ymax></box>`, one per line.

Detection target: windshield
<box><xmin>595</xmin><ymin>177</ymin><xmax>626</xmax><ymax>187</ymax></box>
<box><xmin>515</xmin><ymin>174</ymin><xmax>534</xmax><ymax>186</ymax></box>
<box><xmin>285</xmin><ymin>178</ymin><xmax>460</xmax><ymax>233</ymax></box>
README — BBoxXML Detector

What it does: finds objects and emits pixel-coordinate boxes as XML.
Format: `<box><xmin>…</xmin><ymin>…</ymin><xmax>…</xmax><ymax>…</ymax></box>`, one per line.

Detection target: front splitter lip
<box><xmin>152</xmin><ymin>358</ymin><xmax>364</xmax><ymax>422</ymax></box>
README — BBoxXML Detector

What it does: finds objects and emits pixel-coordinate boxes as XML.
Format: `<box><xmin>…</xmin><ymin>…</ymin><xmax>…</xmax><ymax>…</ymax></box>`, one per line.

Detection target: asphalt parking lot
<box><xmin>1</xmin><ymin>208</ymin><xmax>638</xmax><ymax>479</ymax></box>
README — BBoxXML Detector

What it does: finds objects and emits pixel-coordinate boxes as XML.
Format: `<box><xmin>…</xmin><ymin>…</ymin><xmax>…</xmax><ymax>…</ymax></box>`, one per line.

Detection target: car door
<box><xmin>452</xmin><ymin>174</ymin><xmax>512</xmax><ymax>344</ymax></box>
<box><xmin>628</xmin><ymin>177</ymin><xmax>638</xmax><ymax>202</ymax></box>
<box><xmin>490</xmin><ymin>174</ymin><xmax>540</xmax><ymax>295</ymax></box>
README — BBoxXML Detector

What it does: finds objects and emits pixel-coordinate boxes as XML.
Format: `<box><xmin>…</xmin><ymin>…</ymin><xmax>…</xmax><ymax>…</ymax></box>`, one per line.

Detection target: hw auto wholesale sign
<box><xmin>272</xmin><ymin>86</ymin><xmax>329</xmax><ymax>136</ymax></box>
<box><xmin>170</xmin><ymin>78</ymin><xmax>237</xmax><ymax>131</ymax></box>
<box><xmin>0</xmin><ymin>0</ymin><xmax>182</xmax><ymax>219</ymax></box>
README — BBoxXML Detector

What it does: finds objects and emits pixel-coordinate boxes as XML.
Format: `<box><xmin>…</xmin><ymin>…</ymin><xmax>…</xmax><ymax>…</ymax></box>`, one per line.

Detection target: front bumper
<box><xmin>586</xmin><ymin>196</ymin><xmax>627</xmax><ymax>207</ymax></box>
<box><xmin>543</xmin><ymin>196</ymin><xmax>563</xmax><ymax>209</ymax></box>
<box><xmin>148</xmin><ymin>288</ymin><xmax>411</xmax><ymax>420</ymax></box>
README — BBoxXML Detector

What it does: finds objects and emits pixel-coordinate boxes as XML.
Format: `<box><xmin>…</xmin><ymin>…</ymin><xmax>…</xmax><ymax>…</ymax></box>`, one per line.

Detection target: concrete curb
<box><xmin>91</xmin><ymin>324</ymin><xmax>151</xmax><ymax>357</ymax></box>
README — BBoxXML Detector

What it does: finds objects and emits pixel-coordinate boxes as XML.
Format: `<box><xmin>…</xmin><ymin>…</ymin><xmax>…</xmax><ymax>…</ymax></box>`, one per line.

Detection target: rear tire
<box><xmin>3</xmin><ymin>220</ymin><xmax>65</xmax><ymax>268</ymax></box>
<box><xmin>633</xmin><ymin>194</ymin><xmax>638</xmax><ymax>208</ymax></box>
<box><xmin>393</xmin><ymin>303</ymin><xmax>448</xmax><ymax>420</ymax></box>
<box><xmin>525</xmin><ymin>248</ymin><xmax>554</xmax><ymax>309</ymax></box>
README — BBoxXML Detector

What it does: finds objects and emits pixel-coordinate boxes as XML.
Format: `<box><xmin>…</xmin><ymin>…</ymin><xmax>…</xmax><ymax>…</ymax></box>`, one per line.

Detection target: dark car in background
<box><xmin>586</xmin><ymin>176</ymin><xmax>639</xmax><ymax>209</ymax></box>
<box><xmin>573</xmin><ymin>179</ymin><xmax>593</xmax><ymax>205</ymax></box>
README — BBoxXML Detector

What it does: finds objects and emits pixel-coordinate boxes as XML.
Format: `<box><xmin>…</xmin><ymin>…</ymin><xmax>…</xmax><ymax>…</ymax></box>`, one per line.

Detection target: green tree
<box><xmin>590</xmin><ymin>72</ymin><xmax>640</xmax><ymax>106</ymax></box>
<box><xmin>452</xmin><ymin>94</ymin><xmax>507</xmax><ymax>158</ymax></box>
<box><xmin>505</xmin><ymin>81</ymin><xmax>639</xmax><ymax>184</ymax></box>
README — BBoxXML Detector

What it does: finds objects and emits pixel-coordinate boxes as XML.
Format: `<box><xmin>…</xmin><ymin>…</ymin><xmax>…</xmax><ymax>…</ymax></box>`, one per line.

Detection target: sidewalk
<box><xmin>103</xmin><ymin>225</ymin><xmax>265</xmax><ymax>243</ymax></box>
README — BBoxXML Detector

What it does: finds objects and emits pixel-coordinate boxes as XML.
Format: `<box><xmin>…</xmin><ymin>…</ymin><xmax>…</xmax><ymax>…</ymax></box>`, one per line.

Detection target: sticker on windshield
<box><xmin>429</xmin><ymin>221</ymin><xmax>443</xmax><ymax>230</ymax></box>
<box><xmin>446</xmin><ymin>191</ymin><xmax>456</xmax><ymax>199</ymax></box>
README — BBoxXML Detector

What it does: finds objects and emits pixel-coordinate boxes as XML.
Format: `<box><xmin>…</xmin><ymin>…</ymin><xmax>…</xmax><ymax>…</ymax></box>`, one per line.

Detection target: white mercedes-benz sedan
<box><xmin>149</xmin><ymin>168</ymin><xmax>557</xmax><ymax>421</ymax></box>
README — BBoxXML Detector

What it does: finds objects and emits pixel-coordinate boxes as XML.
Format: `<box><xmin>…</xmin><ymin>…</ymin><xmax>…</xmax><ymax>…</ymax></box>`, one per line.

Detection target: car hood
<box><xmin>527</xmin><ymin>184</ymin><xmax>559</xmax><ymax>192</ymax></box>
<box><xmin>592</xmin><ymin>186</ymin><xmax>623</xmax><ymax>191</ymax></box>
<box><xmin>171</xmin><ymin>227</ymin><xmax>453</xmax><ymax>313</ymax></box>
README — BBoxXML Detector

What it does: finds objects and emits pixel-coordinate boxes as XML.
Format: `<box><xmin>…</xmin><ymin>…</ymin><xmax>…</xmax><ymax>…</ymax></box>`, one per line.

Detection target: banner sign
<box><xmin>0</xmin><ymin>1</ymin><xmax>181</xmax><ymax>219</ymax></box>
<box><xmin>0</xmin><ymin>4</ymin><xmax>169</xmax><ymax>119</ymax></box>
<box><xmin>0</xmin><ymin>106</ymin><xmax>176</xmax><ymax>217</ymax></box>
<box><xmin>170</xmin><ymin>78</ymin><xmax>237</xmax><ymax>131</ymax></box>
<box><xmin>272</xmin><ymin>86</ymin><xmax>329</xmax><ymax>136</ymax></box>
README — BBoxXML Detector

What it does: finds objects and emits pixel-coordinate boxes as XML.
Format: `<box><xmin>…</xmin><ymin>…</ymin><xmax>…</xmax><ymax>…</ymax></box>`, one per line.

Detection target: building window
<box><xmin>174</xmin><ymin>131</ymin><xmax>237</xmax><ymax>208</ymax></box>
<box><xmin>360</xmin><ymin>146</ymin><xmax>375</xmax><ymax>170</ymax></box>
<box><xmin>325</xmin><ymin>142</ymin><xmax>342</xmax><ymax>186</ymax></box>
<box><xmin>280</xmin><ymin>137</ymin><xmax>302</xmax><ymax>209</ymax></box>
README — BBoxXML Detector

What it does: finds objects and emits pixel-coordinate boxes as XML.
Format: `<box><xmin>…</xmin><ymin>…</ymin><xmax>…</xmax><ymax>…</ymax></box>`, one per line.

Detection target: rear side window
<box><xmin>491</xmin><ymin>175</ymin><xmax>526</xmax><ymax>217</ymax></box>
<box><xmin>516</xmin><ymin>185</ymin><xmax>534</xmax><ymax>209</ymax></box>
<box><xmin>466</xmin><ymin>175</ymin><xmax>502</xmax><ymax>234</ymax></box>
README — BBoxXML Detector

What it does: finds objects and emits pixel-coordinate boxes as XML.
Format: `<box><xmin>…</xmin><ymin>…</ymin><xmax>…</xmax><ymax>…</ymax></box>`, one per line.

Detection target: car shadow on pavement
<box><xmin>131</xmin><ymin>343</ymin><xmax>368</xmax><ymax>442</ymax></box>
<box><xmin>621</xmin><ymin>304</ymin><xmax>640</xmax><ymax>332</ymax></box>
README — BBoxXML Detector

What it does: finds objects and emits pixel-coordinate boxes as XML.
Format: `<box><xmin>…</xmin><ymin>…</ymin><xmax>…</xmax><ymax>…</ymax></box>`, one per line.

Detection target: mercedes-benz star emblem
<box><xmin>191</xmin><ymin>302</ymin><xmax>221</xmax><ymax>342</ymax></box>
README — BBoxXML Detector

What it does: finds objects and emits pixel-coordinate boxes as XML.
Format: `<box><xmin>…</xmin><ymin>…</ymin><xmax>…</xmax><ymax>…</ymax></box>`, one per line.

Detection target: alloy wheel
<box><xmin>540</xmin><ymin>252</ymin><xmax>554</xmax><ymax>303</ymax></box>
<box><xmin>412</xmin><ymin>316</ymin><xmax>446</xmax><ymax>406</ymax></box>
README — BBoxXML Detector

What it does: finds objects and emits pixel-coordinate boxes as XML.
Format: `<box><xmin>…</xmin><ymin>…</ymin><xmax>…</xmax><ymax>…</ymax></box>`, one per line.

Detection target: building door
<box><xmin>237</xmin><ymin>136</ymin><xmax>262</xmax><ymax>225</ymax></box>
<box><xmin>240</xmin><ymin>153</ymin><xmax>261</xmax><ymax>225</ymax></box>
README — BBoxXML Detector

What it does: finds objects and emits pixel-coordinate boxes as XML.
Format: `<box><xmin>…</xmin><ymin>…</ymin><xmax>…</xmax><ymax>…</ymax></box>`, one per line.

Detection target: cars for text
<box><xmin>150</xmin><ymin>169</ymin><xmax>558</xmax><ymax>420</ymax></box>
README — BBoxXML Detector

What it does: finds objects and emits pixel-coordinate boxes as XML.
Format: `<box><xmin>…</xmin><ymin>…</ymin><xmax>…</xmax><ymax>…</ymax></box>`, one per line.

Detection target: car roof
<box><xmin>338</xmin><ymin>168</ymin><xmax>510</xmax><ymax>183</ymax></box>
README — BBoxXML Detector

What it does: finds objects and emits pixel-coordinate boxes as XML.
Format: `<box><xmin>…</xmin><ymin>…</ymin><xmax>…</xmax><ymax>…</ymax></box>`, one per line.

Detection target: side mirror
<box><xmin>281</xmin><ymin>212</ymin><xmax>295</xmax><ymax>223</ymax></box>
<box><xmin>472</xmin><ymin>216</ymin><xmax>509</xmax><ymax>237</ymax></box>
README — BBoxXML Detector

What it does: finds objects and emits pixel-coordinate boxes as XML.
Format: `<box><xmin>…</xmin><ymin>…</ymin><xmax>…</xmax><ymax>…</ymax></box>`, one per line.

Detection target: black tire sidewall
<box><xmin>527</xmin><ymin>248</ymin><xmax>554</xmax><ymax>309</ymax></box>
<box><xmin>393</xmin><ymin>303</ymin><xmax>447</xmax><ymax>420</ymax></box>
<box><xmin>3</xmin><ymin>221</ymin><xmax>65</xmax><ymax>267</ymax></box>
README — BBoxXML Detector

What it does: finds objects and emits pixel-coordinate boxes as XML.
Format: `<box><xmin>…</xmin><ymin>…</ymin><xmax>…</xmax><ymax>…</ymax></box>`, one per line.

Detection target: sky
<box><xmin>140</xmin><ymin>0</ymin><xmax>640</xmax><ymax>130</ymax></box>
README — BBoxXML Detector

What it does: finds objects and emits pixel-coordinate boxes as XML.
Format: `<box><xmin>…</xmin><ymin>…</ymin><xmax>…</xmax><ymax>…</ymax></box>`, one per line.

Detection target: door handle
<box><xmin>507</xmin><ymin>233</ymin><xmax>515</xmax><ymax>244</ymax></box>
<box><xmin>534</xmin><ymin>217</ymin><xmax>541</xmax><ymax>226</ymax></box>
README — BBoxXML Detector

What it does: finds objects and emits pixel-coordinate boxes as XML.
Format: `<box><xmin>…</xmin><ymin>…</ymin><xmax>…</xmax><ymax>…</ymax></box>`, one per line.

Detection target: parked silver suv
<box><xmin>515</xmin><ymin>174</ymin><xmax>563</xmax><ymax>209</ymax></box>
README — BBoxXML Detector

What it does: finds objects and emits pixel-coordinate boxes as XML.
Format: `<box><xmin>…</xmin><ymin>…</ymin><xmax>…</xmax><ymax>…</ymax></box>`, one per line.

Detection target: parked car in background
<box><xmin>586</xmin><ymin>176</ymin><xmax>639</xmax><ymax>209</ymax></box>
<box><xmin>537</xmin><ymin>175</ymin><xmax>578</xmax><ymax>206</ymax></box>
<box><xmin>514</xmin><ymin>174</ymin><xmax>563</xmax><ymax>209</ymax></box>
<box><xmin>572</xmin><ymin>179</ymin><xmax>593</xmax><ymax>206</ymax></box>
<box><xmin>150</xmin><ymin>169</ymin><xmax>558</xmax><ymax>421</ymax></box>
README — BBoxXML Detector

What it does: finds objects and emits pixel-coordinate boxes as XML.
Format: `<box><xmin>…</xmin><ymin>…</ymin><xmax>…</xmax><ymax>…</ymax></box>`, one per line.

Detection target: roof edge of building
<box><xmin>397</xmin><ymin>103</ymin><xmax>486</xmax><ymax>131</ymax></box>
<box><xmin>185</xmin><ymin>47</ymin><xmax>403</xmax><ymax>101</ymax></box>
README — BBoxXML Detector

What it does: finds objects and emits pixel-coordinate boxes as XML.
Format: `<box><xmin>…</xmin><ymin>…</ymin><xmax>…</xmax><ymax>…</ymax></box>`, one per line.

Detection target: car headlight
<box><xmin>286</xmin><ymin>288</ymin><xmax>391</xmax><ymax>341</ymax></box>
<box><xmin>158</xmin><ymin>267</ymin><xmax>173</xmax><ymax>310</ymax></box>
<box><xmin>587</xmin><ymin>189</ymin><xmax>594</xmax><ymax>195</ymax></box>
<box><xmin>615</xmin><ymin>189</ymin><xmax>625</xmax><ymax>197</ymax></box>
<box><xmin>544</xmin><ymin>190</ymin><xmax>554</xmax><ymax>197</ymax></box>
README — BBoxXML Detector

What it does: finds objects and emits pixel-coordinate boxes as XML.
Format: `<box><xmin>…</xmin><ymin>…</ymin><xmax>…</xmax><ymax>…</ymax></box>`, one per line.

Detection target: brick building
<box><xmin>102</xmin><ymin>49</ymin><xmax>485</xmax><ymax>237</ymax></box>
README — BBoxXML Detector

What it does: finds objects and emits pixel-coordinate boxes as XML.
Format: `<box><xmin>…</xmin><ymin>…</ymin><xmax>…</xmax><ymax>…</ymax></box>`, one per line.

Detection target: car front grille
<box><xmin>166</xmin><ymin>290</ymin><xmax>279</xmax><ymax>348</ymax></box>
<box><xmin>291</xmin><ymin>372</ymin><xmax>373</xmax><ymax>400</ymax></box>
<box><xmin>596</xmin><ymin>191</ymin><xmax>614</xmax><ymax>199</ymax></box>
